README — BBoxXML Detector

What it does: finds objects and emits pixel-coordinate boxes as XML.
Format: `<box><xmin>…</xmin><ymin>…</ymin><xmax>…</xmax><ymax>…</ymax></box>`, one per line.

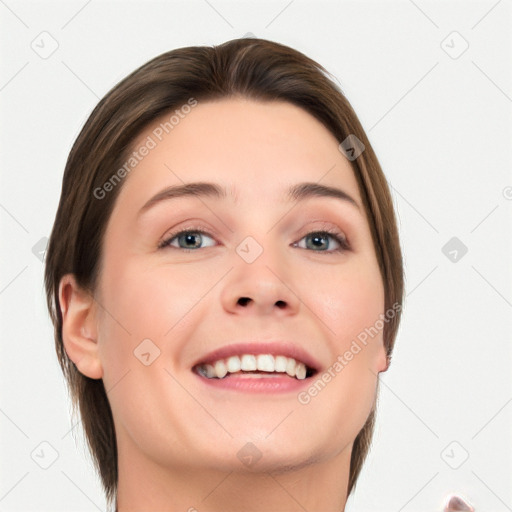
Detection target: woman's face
<box><xmin>89</xmin><ymin>97</ymin><xmax>388</xmax><ymax>474</ymax></box>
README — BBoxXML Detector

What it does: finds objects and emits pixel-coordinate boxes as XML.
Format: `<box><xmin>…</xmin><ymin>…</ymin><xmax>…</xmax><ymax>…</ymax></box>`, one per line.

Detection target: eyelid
<box><xmin>297</xmin><ymin>220</ymin><xmax>349</xmax><ymax>241</ymax></box>
<box><xmin>298</xmin><ymin>220</ymin><xmax>347</xmax><ymax>237</ymax></box>
<box><xmin>157</xmin><ymin>223</ymin><xmax>216</xmax><ymax>249</ymax></box>
<box><xmin>158</xmin><ymin>220</ymin><xmax>350</xmax><ymax>253</ymax></box>
<box><xmin>295</xmin><ymin>223</ymin><xmax>350</xmax><ymax>252</ymax></box>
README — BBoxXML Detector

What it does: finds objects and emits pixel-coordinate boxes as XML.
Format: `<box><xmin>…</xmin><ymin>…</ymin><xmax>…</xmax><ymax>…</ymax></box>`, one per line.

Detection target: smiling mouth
<box><xmin>193</xmin><ymin>354</ymin><xmax>316</xmax><ymax>380</ymax></box>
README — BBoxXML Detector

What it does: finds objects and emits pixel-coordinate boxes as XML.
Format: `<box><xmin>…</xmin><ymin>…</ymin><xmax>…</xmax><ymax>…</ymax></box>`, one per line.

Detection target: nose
<box><xmin>220</xmin><ymin>248</ymin><xmax>301</xmax><ymax>317</ymax></box>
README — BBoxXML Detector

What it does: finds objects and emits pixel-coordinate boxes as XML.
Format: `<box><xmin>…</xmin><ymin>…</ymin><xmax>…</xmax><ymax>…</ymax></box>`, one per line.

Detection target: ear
<box><xmin>58</xmin><ymin>273</ymin><xmax>103</xmax><ymax>379</ymax></box>
<box><xmin>375</xmin><ymin>341</ymin><xmax>390</xmax><ymax>374</ymax></box>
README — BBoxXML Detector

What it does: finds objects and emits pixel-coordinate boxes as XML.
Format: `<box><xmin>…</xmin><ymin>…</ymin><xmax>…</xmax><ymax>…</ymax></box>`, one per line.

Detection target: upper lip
<box><xmin>192</xmin><ymin>341</ymin><xmax>321</xmax><ymax>372</ymax></box>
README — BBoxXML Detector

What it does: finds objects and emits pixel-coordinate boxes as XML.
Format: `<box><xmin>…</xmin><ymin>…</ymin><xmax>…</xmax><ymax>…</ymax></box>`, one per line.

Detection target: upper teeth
<box><xmin>197</xmin><ymin>354</ymin><xmax>308</xmax><ymax>380</ymax></box>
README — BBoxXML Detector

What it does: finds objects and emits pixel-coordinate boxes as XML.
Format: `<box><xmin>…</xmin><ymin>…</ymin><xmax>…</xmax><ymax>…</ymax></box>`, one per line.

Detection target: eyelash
<box><xmin>157</xmin><ymin>225</ymin><xmax>350</xmax><ymax>254</ymax></box>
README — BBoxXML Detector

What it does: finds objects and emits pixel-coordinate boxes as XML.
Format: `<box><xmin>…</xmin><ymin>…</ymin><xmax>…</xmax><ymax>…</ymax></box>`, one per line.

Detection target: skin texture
<box><xmin>58</xmin><ymin>97</ymin><xmax>388</xmax><ymax>511</ymax></box>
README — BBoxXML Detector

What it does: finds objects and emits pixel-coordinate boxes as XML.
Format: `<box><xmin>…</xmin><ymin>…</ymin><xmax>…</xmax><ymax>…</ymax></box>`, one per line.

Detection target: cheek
<box><xmin>99</xmin><ymin>255</ymin><xmax>214</xmax><ymax>338</ymax></box>
<box><xmin>314</xmin><ymin>263</ymin><xmax>384</xmax><ymax>346</ymax></box>
<box><xmin>97</xmin><ymin>256</ymin><xmax>220</xmax><ymax>385</ymax></box>
<box><xmin>303</xmin><ymin>264</ymin><xmax>384</xmax><ymax>435</ymax></box>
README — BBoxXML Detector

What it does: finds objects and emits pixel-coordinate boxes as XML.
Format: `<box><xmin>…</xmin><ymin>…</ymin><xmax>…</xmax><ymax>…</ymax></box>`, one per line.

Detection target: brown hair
<box><xmin>44</xmin><ymin>37</ymin><xmax>404</xmax><ymax>507</ymax></box>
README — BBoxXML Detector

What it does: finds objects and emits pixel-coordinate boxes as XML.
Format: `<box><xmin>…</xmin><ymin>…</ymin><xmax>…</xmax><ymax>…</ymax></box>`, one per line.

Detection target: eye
<box><xmin>158</xmin><ymin>229</ymin><xmax>216</xmax><ymax>251</ymax></box>
<box><xmin>158</xmin><ymin>227</ymin><xmax>350</xmax><ymax>253</ymax></box>
<box><xmin>294</xmin><ymin>229</ymin><xmax>350</xmax><ymax>253</ymax></box>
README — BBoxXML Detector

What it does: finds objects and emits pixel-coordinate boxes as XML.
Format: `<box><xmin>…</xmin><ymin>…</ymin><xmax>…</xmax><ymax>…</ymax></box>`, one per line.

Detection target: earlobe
<box><xmin>58</xmin><ymin>274</ymin><xmax>103</xmax><ymax>380</ymax></box>
<box><xmin>376</xmin><ymin>344</ymin><xmax>391</xmax><ymax>374</ymax></box>
<box><xmin>380</xmin><ymin>354</ymin><xmax>391</xmax><ymax>373</ymax></box>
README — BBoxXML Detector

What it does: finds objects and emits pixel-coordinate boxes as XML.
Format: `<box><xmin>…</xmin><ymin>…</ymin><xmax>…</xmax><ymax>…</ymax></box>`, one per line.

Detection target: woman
<box><xmin>44</xmin><ymin>37</ymin><xmax>404</xmax><ymax>511</ymax></box>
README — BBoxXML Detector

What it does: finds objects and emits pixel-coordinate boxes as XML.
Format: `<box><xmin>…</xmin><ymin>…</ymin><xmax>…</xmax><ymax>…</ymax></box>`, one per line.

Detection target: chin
<box><xmin>209</xmin><ymin>439</ymin><xmax>325</xmax><ymax>475</ymax></box>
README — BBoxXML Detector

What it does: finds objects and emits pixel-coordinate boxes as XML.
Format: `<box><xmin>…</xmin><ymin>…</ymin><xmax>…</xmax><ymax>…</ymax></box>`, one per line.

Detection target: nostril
<box><xmin>238</xmin><ymin>297</ymin><xmax>251</xmax><ymax>306</ymax></box>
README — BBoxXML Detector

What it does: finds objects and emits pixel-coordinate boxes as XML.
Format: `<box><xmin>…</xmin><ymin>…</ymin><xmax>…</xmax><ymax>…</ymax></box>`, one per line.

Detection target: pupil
<box><xmin>183</xmin><ymin>233</ymin><xmax>200</xmax><ymax>248</ymax></box>
<box><xmin>310</xmin><ymin>234</ymin><xmax>326</xmax><ymax>250</ymax></box>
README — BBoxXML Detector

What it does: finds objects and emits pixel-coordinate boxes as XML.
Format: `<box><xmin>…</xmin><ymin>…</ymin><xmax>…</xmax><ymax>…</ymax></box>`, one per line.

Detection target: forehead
<box><xmin>115</xmin><ymin>97</ymin><xmax>362</xmax><ymax>213</ymax></box>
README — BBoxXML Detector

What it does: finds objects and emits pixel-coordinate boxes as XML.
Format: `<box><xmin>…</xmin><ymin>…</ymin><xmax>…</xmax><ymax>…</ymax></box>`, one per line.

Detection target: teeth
<box><xmin>204</xmin><ymin>364</ymin><xmax>216</xmax><ymax>378</ymax></box>
<box><xmin>226</xmin><ymin>355</ymin><xmax>241</xmax><ymax>373</ymax></box>
<box><xmin>196</xmin><ymin>354</ymin><xmax>311</xmax><ymax>380</ymax></box>
<box><xmin>214</xmin><ymin>360</ymin><xmax>227</xmax><ymax>379</ymax></box>
<box><xmin>295</xmin><ymin>362</ymin><xmax>306</xmax><ymax>380</ymax></box>
<box><xmin>256</xmin><ymin>354</ymin><xmax>274</xmax><ymax>372</ymax></box>
<box><xmin>240</xmin><ymin>354</ymin><xmax>257</xmax><ymax>371</ymax></box>
<box><xmin>274</xmin><ymin>356</ymin><xmax>288</xmax><ymax>373</ymax></box>
<box><xmin>286</xmin><ymin>357</ymin><xmax>296</xmax><ymax>378</ymax></box>
<box><xmin>274</xmin><ymin>355</ymin><xmax>287</xmax><ymax>372</ymax></box>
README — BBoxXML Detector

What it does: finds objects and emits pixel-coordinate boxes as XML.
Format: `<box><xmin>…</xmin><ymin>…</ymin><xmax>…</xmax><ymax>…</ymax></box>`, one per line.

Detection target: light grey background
<box><xmin>1</xmin><ymin>1</ymin><xmax>511</xmax><ymax>511</ymax></box>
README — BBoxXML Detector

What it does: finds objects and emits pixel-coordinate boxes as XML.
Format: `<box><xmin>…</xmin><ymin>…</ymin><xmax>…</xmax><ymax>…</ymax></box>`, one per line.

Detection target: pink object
<box><xmin>444</xmin><ymin>494</ymin><xmax>475</xmax><ymax>511</ymax></box>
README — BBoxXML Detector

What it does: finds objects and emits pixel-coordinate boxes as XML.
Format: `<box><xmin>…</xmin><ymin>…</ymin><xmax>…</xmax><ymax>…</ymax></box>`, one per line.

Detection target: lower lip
<box><xmin>194</xmin><ymin>372</ymin><xmax>312</xmax><ymax>393</ymax></box>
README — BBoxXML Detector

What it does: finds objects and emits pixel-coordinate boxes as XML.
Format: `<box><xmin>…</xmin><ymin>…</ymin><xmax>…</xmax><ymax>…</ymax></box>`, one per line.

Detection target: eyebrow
<box><xmin>138</xmin><ymin>181</ymin><xmax>361</xmax><ymax>217</ymax></box>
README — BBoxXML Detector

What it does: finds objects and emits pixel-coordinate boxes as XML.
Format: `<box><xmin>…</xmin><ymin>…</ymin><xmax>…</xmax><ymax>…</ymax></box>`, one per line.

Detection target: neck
<box><xmin>115</xmin><ymin>439</ymin><xmax>351</xmax><ymax>512</ymax></box>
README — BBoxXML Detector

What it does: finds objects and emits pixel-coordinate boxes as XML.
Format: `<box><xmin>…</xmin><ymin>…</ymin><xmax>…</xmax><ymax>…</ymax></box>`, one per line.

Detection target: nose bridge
<box><xmin>220</xmin><ymin>226</ymin><xmax>300</xmax><ymax>315</ymax></box>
